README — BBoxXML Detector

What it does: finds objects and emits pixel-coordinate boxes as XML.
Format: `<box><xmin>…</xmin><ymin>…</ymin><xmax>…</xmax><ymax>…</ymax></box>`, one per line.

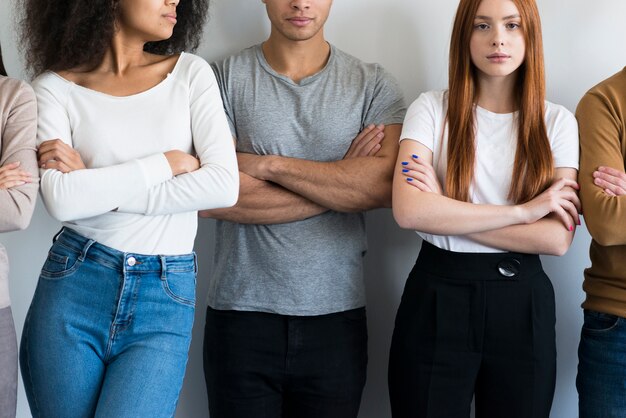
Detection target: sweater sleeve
<box><xmin>0</xmin><ymin>82</ymin><xmax>39</xmax><ymax>232</ymax></box>
<box><xmin>117</xmin><ymin>60</ymin><xmax>239</xmax><ymax>215</ymax></box>
<box><xmin>35</xmin><ymin>74</ymin><xmax>173</xmax><ymax>222</ymax></box>
<box><xmin>577</xmin><ymin>89</ymin><xmax>626</xmax><ymax>246</ymax></box>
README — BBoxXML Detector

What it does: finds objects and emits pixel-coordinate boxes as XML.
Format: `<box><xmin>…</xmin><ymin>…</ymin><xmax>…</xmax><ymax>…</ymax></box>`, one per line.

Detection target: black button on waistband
<box><xmin>497</xmin><ymin>258</ymin><xmax>521</xmax><ymax>278</ymax></box>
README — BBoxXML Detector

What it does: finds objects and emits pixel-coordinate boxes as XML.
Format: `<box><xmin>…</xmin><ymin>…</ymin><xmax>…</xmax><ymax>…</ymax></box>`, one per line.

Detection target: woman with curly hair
<box><xmin>17</xmin><ymin>0</ymin><xmax>239</xmax><ymax>416</ymax></box>
<box><xmin>0</xmin><ymin>41</ymin><xmax>38</xmax><ymax>418</ymax></box>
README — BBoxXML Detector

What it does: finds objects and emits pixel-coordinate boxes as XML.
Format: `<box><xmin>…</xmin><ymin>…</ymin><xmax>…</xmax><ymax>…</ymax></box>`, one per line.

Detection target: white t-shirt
<box><xmin>400</xmin><ymin>90</ymin><xmax>579</xmax><ymax>253</ymax></box>
<box><xmin>34</xmin><ymin>53</ymin><xmax>238</xmax><ymax>255</ymax></box>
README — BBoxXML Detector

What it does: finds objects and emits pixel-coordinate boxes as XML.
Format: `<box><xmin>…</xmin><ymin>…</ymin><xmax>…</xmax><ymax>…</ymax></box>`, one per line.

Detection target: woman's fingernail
<box><xmin>402</xmin><ymin>169</ymin><xmax>409</xmax><ymax>173</ymax></box>
<box><xmin>569</xmin><ymin>225</ymin><xmax>574</xmax><ymax>231</ymax></box>
<box><xmin>412</xmin><ymin>154</ymin><xmax>419</xmax><ymax>159</ymax></box>
<box><xmin>401</xmin><ymin>162</ymin><xmax>408</xmax><ymax>166</ymax></box>
<box><xmin>407</xmin><ymin>178</ymin><xmax>413</xmax><ymax>182</ymax></box>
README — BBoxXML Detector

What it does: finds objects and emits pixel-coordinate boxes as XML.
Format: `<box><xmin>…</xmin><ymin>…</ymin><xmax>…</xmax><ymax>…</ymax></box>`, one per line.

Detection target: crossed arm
<box><xmin>393</xmin><ymin>139</ymin><xmax>581</xmax><ymax>256</ymax></box>
<box><xmin>0</xmin><ymin>84</ymin><xmax>38</xmax><ymax>232</ymax></box>
<box><xmin>200</xmin><ymin>124</ymin><xmax>401</xmax><ymax>224</ymax></box>
<box><xmin>577</xmin><ymin>91</ymin><xmax>626</xmax><ymax>246</ymax></box>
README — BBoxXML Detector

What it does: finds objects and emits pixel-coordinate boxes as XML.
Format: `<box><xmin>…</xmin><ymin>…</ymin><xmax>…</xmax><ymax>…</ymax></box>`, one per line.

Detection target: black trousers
<box><xmin>203</xmin><ymin>306</ymin><xmax>368</xmax><ymax>418</ymax></box>
<box><xmin>388</xmin><ymin>241</ymin><xmax>556</xmax><ymax>418</ymax></box>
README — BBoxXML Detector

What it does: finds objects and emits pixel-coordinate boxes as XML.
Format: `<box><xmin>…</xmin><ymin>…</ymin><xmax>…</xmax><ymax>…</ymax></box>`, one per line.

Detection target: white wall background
<box><xmin>1</xmin><ymin>0</ymin><xmax>625</xmax><ymax>417</ymax></box>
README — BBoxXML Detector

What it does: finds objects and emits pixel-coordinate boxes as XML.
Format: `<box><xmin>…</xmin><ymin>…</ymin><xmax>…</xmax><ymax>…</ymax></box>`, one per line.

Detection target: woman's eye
<box><xmin>474</xmin><ymin>23</ymin><xmax>490</xmax><ymax>30</ymax></box>
<box><xmin>506</xmin><ymin>22</ymin><xmax>521</xmax><ymax>30</ymax></box>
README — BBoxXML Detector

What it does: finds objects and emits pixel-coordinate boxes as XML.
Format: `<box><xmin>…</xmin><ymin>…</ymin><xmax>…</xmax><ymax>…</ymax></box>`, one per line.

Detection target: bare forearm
<box><xmin>263</xmin><ymin>155</ymin><xmax>392</xmax><ymax>212</ymax></box>
<box><xmin>467</xmin><ymin>215</ymin><xmax>575</xmax><ymax>256</ymax></box>
<box><xmin>393</xmin><ymin>190</ymin><xmax>525</xmax><ymax>234</ymax></box>
<box><xmin>199</xmin><ymin>172</ymin><xmax>327</xmax><ymax>224</ymax></box>
<box><xmin>238</xmin><ymin>125</ymin><xmax>401</xmax><ymax>213</ymax></box>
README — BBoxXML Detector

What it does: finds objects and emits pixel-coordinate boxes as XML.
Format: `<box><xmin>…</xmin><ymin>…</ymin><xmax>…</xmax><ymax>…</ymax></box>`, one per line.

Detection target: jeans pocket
<box><xmin>161</xmin><ymin>271</ymin><xmax>196</xmax><ymax>307</ymax></box>
<box><xmin>40</xmin><ymin>243</ymin><xmax>81</xmax><ymax>280</ymax></box>
<box><xmin>582</xmin><ymin>310</ymin><xmax>621</xmax><ymax>333</ymax></box>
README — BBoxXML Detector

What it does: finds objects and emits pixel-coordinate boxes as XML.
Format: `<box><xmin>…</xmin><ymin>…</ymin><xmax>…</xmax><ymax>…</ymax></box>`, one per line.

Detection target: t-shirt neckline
<box><xmin>255</xmin><ymin>43</ymin><xmax>334</xmax><ymax>87</ymax></box>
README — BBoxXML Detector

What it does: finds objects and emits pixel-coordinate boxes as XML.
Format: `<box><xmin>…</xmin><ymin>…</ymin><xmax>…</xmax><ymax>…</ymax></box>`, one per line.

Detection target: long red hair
<box><xmin>446</xmin><ymin>0</ymin><xmax>553</xmax><ymax>203</ymax></box>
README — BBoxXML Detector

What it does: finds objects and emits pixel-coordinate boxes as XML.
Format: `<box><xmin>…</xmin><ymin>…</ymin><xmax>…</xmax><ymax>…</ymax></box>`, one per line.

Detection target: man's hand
<box><xmin>593</xmin><ymin>166</ymin><xmax>626</xmax><ymax>196</ymax></box>
<box><xmin>343</xmin><ymin>124</ymin><xmax>385</xmax><ymax>159</ymax></box>
<box><xmin>0</xmin><ymin>161</ymin><xmax>33</xmax><ymax>189</ymax></box>
<box><xmin>237</xmin><ymin>152</ymin><xmax>272</xmax><ymax>180</ymax></box>
<box><xmin>38</xmin><ymin>139</ymin><xmax>86</xmax><ymax>173</ymax></box>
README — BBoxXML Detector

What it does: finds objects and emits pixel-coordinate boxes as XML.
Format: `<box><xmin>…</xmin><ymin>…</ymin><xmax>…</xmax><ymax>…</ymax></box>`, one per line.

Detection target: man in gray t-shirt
<box><xmin>200</xmin><ymin>1</ymin><xmax>405</xmax><ymax>417</ymax></box>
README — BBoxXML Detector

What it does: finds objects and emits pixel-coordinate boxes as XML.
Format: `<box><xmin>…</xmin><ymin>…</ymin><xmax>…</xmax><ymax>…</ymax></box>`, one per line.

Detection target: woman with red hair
<box><xmin>388</xmin><ymin>0</ymin><xmax>580</xmax><ymax>416</ymax></box>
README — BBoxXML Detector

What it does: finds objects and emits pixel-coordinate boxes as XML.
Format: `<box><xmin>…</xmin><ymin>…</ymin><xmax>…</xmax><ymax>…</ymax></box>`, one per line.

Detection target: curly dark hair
<box><xmin>18</xmin><ymin>0</ymin><xmax>210</xmax><ymax>75</ymax></box>
<box><xmin>0</xmin><ymin>43</ymin><xmax>6</xmax><ymax>77</ymax></box>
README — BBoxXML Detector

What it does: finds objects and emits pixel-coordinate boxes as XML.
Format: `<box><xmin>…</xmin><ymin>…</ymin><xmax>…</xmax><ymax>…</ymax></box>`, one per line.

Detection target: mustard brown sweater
<box><xmin>577</xmin><ymin>67</ymin><xmax>626</xmax><ymax>317</ymax></box>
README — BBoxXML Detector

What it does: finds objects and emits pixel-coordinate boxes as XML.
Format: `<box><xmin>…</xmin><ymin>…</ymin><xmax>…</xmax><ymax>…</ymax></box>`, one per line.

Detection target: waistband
<box><xmin>416</xmin><ymin>241</ymin><xmax>543</xmax><ymax>281</ymax></box>
<box><xmin>53</xmin><ymin>227</ymin><xmax>196</xmax><ymax>274</ymax></box>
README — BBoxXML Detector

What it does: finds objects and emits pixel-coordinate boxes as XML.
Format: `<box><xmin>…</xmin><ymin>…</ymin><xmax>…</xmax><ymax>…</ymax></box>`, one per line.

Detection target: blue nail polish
<box><xmin>412</xmin><ymin>154</ymin><xmax>419</xmax><ymax>159</ymax></box>
<box><xmin>407</xmin><ymin>178</ymin><xmax>413</xmax><ymax>182</ymax></box>
<box><xmin>401</xmin><ymin>162</ymin><xmax>409</xmax><ymax>166</ymax></box>
<box><xmin>402</xmin><ymin>169</ymin><xmax>409</xmax><ymax>173</ymax></box>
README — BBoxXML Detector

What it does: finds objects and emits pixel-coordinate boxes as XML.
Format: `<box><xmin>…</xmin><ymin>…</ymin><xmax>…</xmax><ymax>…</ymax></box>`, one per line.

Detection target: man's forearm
<box><xmin>199</xmin><ymin>172</ymin><xmax>327</xmax><ymax>224</ymax></box>
<box><xmin>240</xmin><ymin>124</ymin><xmax>402</xmax><ymax>213</ymax></box>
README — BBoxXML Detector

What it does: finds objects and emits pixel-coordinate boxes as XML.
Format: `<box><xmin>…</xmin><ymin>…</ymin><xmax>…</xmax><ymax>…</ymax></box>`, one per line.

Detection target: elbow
<box><xmin>13</xmin><ymin>214</ymin><xmax>34</xmax><ymax>231</ymax></box>
<box><xmin>586</xmin><ymin>218</ymin><xmax>626</xmax><ymax>247</ymax></box>
<box><xmin>2</xmin><ymin>216</ymin><xmax>33</xmax><ymax>233</ymax></box>
<box><xmin>212</xmin><ymin>172</ymin><xmax>240</xmax><ymax>209</ymax></box>
<box><xmin>45</xmin><ymin>206</ymin><xmax>76</xmax><ymax>223</ymax></box>
<box><xmin>544</xmin><ymin>232</ymin><xmax>574</xmax><ymax>257</ymax></box>
<box><xmin>392</xmin><ymin>206</ymin><xmax>417</xmax><ymax>230</ymax></box>
<box><xmin>41</xmin><ymin>194</ymin><xmax>76</xmax><ymax>223</ymax></box>
<box><xmin>590</xmin><ymin>230</ymin><xmax>624</xmax><ymax>247</ymax></box>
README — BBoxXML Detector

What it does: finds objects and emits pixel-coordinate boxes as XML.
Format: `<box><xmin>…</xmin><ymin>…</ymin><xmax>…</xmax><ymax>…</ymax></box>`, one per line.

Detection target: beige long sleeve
<box><xmin>0</xmin><ymin>76</ymin><xmax>38</xmax><ymax>232</ymax></box>
<box><xmin>0</xmin><ymin>76</ymin><xmax>38</xmax><ymax>309</ymax></box>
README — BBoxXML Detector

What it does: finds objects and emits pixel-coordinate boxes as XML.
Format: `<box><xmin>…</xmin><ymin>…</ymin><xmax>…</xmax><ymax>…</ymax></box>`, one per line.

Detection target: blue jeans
<box><xmin>577</xmin><ymin>309</ymin><xmax>626</xmax><ymax>418</ymax></box>
<box><xmin>20</xmin><ymin>228</ymin><xmax>196</xmax><ymax>418</ymax></box>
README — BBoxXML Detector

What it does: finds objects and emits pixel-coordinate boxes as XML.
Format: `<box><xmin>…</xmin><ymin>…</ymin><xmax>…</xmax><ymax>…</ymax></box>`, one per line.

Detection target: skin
<box><xmin>200</xmin><ymin>0</ymin><xmax>402</xmax><ymax>223</ymax></box>
<box><xmin>592</xmin><ymin>166</ymin><xmax>626</xmax><ymax>196</ymax></box>
<box><xmin>37</xmin><ymin>0</ymin><xmax>199</xmax><ymax>176</ymax></box>
<box><xmin>0</xmin><ymin>161</ymin><xmax>32</xmax><ymax>189</ymax></box>
<box><xmin>392</xmin><ymin>0</ymin><xmax>581</xmax><ymax>256</ymax></box>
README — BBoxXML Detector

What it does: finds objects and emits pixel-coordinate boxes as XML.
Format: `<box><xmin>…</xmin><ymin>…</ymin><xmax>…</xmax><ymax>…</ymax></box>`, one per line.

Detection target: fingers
<box><xmin>597</xmin><ymin>166</ymin><xmax>626</xmax><ymax>179</ymax></box>
<box><xmin>344</xmin><ymin>124</ymin><xmax>384</xmax><ymax>159</ymax></box>
<box><xmin>0</xmin><ymin>168</ymin><xmax>33</xmax><ymax>189</ymax></box>
<box><xmin>0</xmin><ymin>161</ymin><xmax>21</xmax><ymax>173</ymax></box>
<box><xmin>593</xmin><ymin>170</ymin><xmax>626</xmax><ymax>196</ymax></box>
<box><xmin>405</xmin><ymin>177</ymin><xmax>433</xmax><ymax>192</ymax></box>
<box><xmin>41</xmin><ymin>160</ymin><xmax>71</xmax><ymax>173</ymax></box>
<box><xmin>38</xmin><ymin>139</ymin><xmax>85</xmax><ymax>172</ymax></box>
<box><xmin>38</xmin><ymin>139</ymin><xmax>73</xmax><ymax>166</ymax></box>
<box><xmin>559</xmin><ymin>198</ymin><xmax>581</xmax><ymax>227</ymax></box>
<box><xmin>549</xmin><ymin>177</ymin><xmax>579</xmax><ymax>191</ymax></box>
<box><xmin>400</xmin><ymin>155</ymin><xmax>442</xmax><ymax>194</ymax></box>
<box><xmin>554</xmin><ymin>205</ymin><xmax>576</xmax><ymax>232</ymax></box>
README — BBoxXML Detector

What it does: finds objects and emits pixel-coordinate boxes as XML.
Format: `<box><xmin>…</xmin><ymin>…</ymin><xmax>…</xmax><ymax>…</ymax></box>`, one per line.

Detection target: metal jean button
<box><xmin>497</xmin><ymin>258</ymin><xmax>521</xmax><ymax>278</ymax></box>
<box><xmin>127</xmin><ymin>256</ymin><xmax>137</xmax><ymax>267</ymax></box>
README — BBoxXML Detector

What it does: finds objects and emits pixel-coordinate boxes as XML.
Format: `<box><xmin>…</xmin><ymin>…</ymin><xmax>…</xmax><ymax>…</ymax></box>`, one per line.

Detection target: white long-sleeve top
<box><xmin>34</xmin><ymin>53</ymin><xmax>239</xmax><ymax>255</ymax></box>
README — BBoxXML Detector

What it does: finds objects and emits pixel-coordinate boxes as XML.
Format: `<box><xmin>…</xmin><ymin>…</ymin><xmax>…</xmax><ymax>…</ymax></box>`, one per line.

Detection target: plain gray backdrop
<box><xmin>2</xmin><ymin>0</ymin><xmax>625</xmax><ymax>416</ymax></box>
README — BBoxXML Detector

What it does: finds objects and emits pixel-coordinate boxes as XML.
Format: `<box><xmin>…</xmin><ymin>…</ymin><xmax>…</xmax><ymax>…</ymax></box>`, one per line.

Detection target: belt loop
<box><xmin>52</xmin><ymin>228</ymin><xmax>65</xmax><ymax>244</ymax></box>
<box><xmin>160</xmin><ymin>256</ymin><xmax>167</xmax><ymax>280</ymax></box>
<box><xmin>193</xmin><ymin>252</ymin><xmax>198</xmax><ymax>275</ymax></box>
<box><xmin>78</xmin><ymin>238</ymin><xmax>96</xmax><ymax>262</ymax></box>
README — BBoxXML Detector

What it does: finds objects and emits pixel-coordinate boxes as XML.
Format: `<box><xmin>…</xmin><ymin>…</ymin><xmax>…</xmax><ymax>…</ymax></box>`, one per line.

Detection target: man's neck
<box><xmin>261</xmin><ymin>32</ymin><xmax>331</xmax><ymax>84</ymax></box>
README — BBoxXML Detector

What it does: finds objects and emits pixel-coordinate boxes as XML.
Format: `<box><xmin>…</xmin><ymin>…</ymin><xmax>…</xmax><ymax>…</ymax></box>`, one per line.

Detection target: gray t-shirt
<box><xmin>208</xmin><ymin>44</ymin><xmax>406</xmax><ymax>316</ymax></box>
